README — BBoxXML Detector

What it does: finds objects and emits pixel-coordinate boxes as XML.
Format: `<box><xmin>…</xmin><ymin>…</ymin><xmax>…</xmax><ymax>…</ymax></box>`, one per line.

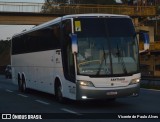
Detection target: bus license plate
<box><xmin>106</xmin><ymin>91</ymin><xmax>117</xmax><ymax>96</ymax></box>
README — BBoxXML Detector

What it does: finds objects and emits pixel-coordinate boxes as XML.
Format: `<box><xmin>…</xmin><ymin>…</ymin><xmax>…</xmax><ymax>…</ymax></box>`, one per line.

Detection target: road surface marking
<box><xmin>141</xmin><ymin>88</ymin><xmax>160</xmax><ymax>92</ymax></box>
<box><xmin>61</xmin><ymin>108</ymin><xmax>82</xmax><ymax>116</ymax></box>
<box><xmin>35</xmin><ymin>100</ymin><xmax>50</xmax><ymax>105</ymax></box>
<box><xmin>6</xmin><ymin>89</ymin><xmax>13</xmax><ymax>93</ymax></box>
<box><xmin>18</xmin><ymin>94</ymin><xmax>28</xmax><ymax>98</ymax></box>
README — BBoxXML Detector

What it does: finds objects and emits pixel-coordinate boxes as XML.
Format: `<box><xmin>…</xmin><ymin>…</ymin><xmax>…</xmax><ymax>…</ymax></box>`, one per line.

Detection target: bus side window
<box><xmin>52</xmin><ymin>24</ymin><xmax>61</xmax><ymax>49</ymax></box>
<box><xmin>62</xmin><ymin>20</ymin><xmax>75</xmax><ymax>82</ymax></box>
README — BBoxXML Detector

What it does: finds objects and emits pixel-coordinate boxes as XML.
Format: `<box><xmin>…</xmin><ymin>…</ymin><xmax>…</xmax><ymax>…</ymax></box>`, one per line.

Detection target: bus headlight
<box><xmin>78</xmin><ymin>80</ymin><xmax>95</xmax><ymax>87</ymax></box>
<box><xmin>129</xmin><ymin>78</ymin><xmax>140</xmax><ymax>85</ymax></box>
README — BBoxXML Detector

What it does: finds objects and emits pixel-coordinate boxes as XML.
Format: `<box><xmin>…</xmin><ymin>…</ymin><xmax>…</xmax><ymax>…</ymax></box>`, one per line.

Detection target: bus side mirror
<box><xmin>70</xmin><ymin>34</ymin><xmax>78</xmax><ymax>54</ymax></box>
<box><xmin>137</xmin><ymin>32</ymin><xmax>150</xmax><ymax>52</ymax></box>
<box><xmin>142</xmin><ymin>32</ymin><xmax>150</xmax><ymax>50</ymax></box>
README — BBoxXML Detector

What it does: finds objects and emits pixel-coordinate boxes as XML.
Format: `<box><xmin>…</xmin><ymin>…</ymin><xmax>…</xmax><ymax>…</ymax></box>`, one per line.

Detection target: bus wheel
<box><xmin>18</xmin><ymin>76</ymin><xmax>22</xmax><ymax>92</ymax></box>
<box><xmin>56</xmin><ymin>85</ymin><xmax>64</xmax><ymax>103</ymax></box>
<box><xmin>22</xmin><ymin>78</ymin><xmax>27</xmax><ymax>93</ymax></box>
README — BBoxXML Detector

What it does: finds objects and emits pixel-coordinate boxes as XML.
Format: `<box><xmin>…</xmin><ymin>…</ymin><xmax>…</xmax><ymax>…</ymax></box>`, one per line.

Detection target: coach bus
<box><xmin>11</xmin><ymin>14</ymin><xmax>140</xmax><ymax>102</ymax></box>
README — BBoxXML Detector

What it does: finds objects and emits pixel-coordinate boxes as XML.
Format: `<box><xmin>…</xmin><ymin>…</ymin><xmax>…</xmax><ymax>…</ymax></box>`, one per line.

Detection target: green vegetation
<box><xmin>74</xmin><ymin>0</ymin><xmax>117</xmax><ymax>4</ymax></box>
<box><xmin>45</xmin><ymin>0</ymin><xmax>117</xmax><ymax>5</ymax></box>
<box><xmin>0</xmin><ymin>40</ymin><xmax>11</xmax><ymax>66</ymax></box>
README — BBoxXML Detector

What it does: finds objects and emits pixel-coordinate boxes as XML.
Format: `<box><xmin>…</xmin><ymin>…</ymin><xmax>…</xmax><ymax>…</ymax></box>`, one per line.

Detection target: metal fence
<box><xmin>0</xmin><ymin>2</ymin><xmax>156</xmax><ymax>16</ymax></box>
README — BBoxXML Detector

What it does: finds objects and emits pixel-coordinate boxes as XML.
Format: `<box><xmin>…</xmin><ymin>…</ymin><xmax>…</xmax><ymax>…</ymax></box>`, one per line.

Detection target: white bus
<box><xmin>11</xmin><ymin>14</ymin><xmax>140</xmax><ymax>102</ymax></box>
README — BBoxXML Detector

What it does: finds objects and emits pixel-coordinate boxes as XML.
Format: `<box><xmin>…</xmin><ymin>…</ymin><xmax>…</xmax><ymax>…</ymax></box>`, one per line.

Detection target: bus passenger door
<box><xmin>61</xmin><ymin>19</ymin><xmax>76</xmax><ymax>99</ymax></box>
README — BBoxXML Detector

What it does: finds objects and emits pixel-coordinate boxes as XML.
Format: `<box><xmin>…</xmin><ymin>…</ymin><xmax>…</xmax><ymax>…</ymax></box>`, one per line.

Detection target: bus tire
<box><xmin>22</xmin><ymin>75</ymin><xmax>27</xmax><ymax>93</ymax></box>
<box><xmin>18</xmin><ymin>75</ymin><xmax>22</xmax><ymax>92</ymax></box>
<box><xmin>55</xmin><ymin>80</ymin><xmax>65</xmax><ymax>103</ymax></box>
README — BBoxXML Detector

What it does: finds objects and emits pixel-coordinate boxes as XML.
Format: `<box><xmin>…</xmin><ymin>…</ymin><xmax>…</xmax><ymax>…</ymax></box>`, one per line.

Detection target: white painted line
<box><xmin>61</xmin><ymin>108</ymin><xmax>82</xmax><ymax>116</ymax></box>
<box><xmin>35</xmin><ymin>100</ymin><xmax>50</xmax><ymax>105</ymax></box>
<box><xmin>6</xmin><ymin>89</ymin><xmax>13</xmax><ymax>93</ymax></box>
<box><xmin>141</xmin><ymin>88</ymin><xmax>160</xmax><ymax>92</ymax></box>
<box><xmin>18</xmin><ymin>94</ymin><xmax>28</xmax><ymax>98</ymax></box>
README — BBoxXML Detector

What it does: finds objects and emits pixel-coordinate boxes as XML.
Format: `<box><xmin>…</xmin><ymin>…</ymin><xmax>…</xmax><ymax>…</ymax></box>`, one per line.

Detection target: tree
<box><xmin>76</xmin><ymin>0</ymin><xmax>117</xmax><ymax>5</ymax></box>
<box><xmin>41</xmin><ymin>0</ymin><xmax>118</xmax><ymax>13</ymax></box>
<box><xmin>41</xmin><ymin>0</ymin><xmax>68</xmax><ymax>13</ymax></box>
<box><xmin>0</xmin><ymin>40</ymin><xmax>11</xmax><ymax>68</ymax></box>
<box><xmin>43</xmin><ymin>0</ymin><xmax>117</xmax><ymax>6</ymax></box>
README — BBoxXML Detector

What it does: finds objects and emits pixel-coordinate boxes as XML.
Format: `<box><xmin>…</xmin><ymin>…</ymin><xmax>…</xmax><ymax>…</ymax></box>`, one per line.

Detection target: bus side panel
<box><xmin>12</xmin><ymin>50</ymin><xmax>77</xmax><ymax>100</ymax></box>
<box><xmin>12</xmin><ymin>50</ymin><xmax>55</xmax><ymax>93</ymax></box>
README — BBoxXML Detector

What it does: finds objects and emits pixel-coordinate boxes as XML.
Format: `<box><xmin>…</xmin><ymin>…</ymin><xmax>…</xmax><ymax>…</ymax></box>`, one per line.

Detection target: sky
<box><xmin>0</xmin><ymin>0</ymin><xmax>44</xmax><ymax>40</ymax></box>
<box><xmin>0</xmin><ymin>25</ymin><xmax>34</xmax><ymax>40</ymax></box>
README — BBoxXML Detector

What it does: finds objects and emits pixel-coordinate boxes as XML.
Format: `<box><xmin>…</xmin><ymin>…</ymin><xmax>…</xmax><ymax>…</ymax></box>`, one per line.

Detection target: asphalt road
<box><xmin>0</xmin><ymin>75</ymin><xmax>160</xmax><ymax>121</ymax></box>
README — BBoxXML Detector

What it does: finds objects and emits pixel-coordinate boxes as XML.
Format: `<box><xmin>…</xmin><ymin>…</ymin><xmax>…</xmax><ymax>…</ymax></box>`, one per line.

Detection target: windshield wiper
<box><xmin>96</xmin><ymin>47</ymin><xmax>106</xmax><ymax>75</ymax></box>
<box><xmin>103</xmin><ymin>47</ymin><xmax>107</xmax><ymax>65</ymax></box>
<box><xmin>116</xmin><ymin>44</ymin><xmax>128</xmax><ymax>74</ymax></box>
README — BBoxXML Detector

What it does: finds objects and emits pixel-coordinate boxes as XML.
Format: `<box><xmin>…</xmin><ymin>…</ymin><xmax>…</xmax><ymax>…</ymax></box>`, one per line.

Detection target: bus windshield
<box><xmin>74</xmin><ymin>17</ymin><xmax>139</xmax><ymax>76</ymax></box>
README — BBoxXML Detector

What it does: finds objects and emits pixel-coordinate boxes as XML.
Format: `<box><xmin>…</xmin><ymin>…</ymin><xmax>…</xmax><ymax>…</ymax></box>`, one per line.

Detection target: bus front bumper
<box><xmin>76</xmin><ymin>83</ymin><xmax>140</xmax><ymax>100</ymax></box>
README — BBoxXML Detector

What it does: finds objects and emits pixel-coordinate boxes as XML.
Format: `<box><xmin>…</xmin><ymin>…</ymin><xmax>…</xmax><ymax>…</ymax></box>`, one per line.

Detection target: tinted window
<box><xmin>12</xmin><ymin>24</ymin><xmax>61</xmax><ymax>55</ymax></box>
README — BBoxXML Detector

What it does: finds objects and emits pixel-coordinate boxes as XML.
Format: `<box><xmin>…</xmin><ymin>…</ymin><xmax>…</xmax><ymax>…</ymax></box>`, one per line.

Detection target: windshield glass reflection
<box><xmin>74</xmin><ymin>18</ymin><xmax>139</xmax><ymax>76</ymax></box>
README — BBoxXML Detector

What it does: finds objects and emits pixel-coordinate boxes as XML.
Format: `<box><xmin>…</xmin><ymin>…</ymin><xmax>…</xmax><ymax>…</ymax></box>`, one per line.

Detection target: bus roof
<box><xmin>63</xmin><ymin>13</ymin><xmax>129</xmax><ymax>19</ymax></box>
<box><xmin>12</xmin><ymin>14</ymin><xmax>130</xmax><ymax>38</ymax></box>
